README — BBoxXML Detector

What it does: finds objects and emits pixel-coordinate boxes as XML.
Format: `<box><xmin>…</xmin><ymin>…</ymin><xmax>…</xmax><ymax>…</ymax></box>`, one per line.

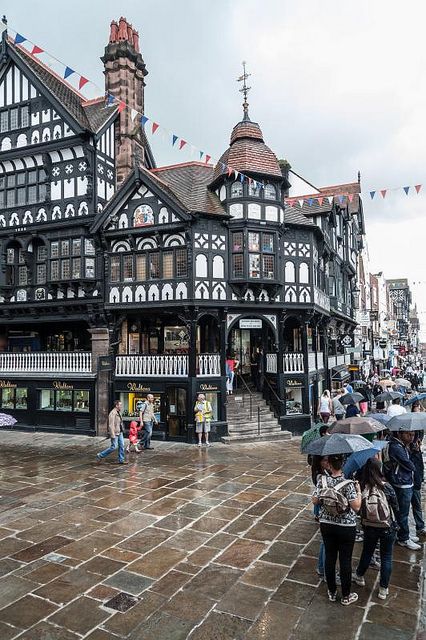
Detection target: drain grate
<box><xmin>104</xmin><ymin>592</ymin><xmax>139</xmax><ymax>612</ymax></box>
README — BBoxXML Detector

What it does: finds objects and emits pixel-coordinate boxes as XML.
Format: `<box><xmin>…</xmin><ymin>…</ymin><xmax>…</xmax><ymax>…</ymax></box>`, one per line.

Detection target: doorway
<box><xmin>229</xmin><ymin>328</ymin><xmax>263</xmax><ymax>376</ymax></box>
<box><xmin>165</xmin><ymin>387</ymin><xmax>187</xmax><ymax>439</ymax></box>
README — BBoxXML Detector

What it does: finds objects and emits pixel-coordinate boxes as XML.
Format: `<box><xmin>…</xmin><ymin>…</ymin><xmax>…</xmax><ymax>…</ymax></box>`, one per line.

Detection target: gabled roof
<box><xmin>152</xmin><ymin>162</ymin><xmax>225</xmax><ymax>216</ymax></box>
<box><xmin>289</xmin><ymin>182</ymin><xmax>361</xmax><ymax>217</ymax></box>
<box><xmin>284</xmin><ymin>205</ymin><xmax>315</xmax><ymax>227</ymax></box>
<box><xmin>8</xmin><ymin>41</ymin><xmax>117</xmax><ymax>134</ymax></box>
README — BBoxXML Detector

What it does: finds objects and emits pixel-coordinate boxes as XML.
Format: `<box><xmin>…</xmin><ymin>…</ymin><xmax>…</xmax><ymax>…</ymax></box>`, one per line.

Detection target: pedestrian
<box><xmin>312</xmin><ymin>454</ymin><xmax>361</xmax><ymax>605</ymax></box>
<box><xmin>345</xmin><ymin>402</ymin><xmax>360</xmax><ymax>419</ymax></box>
<box><xmin>311</xmin><ymin>455</ymin><xmax>329</xmax><ymax>580</ymax></box>
<box><xmin>352</xmin><ymin>458</ymin><xmax>399</xmax><ymax>600</ymax></box>
<box><xmin>96</xmin><ymin>400</ymin><xmax>128</xmax><ymax>465</ymax></box>
<box><xmin>384</xmin><ymin>430</ymin><xmax>420</xmax><ymax>550</ymax></box>
<box><xmin>410</xmin><ymin>430</ymin><xmax>426</xmax><ymax>537</ymax></box>
<box><xmin>386</xmin><ymin>397</ymin><xmax>407</xmax><ymax>418</ymax></box>
<box><xmin>226</xmin><ymin>353</ymin><xmax>239</xmax><ymax>395</ymax></box>
<box><xmin>318</xmin><ymin>390</ymin><xmax>333</xmax><ymax>423</ymax></box>
<box><xmin>194</xmin><ymin>392</ymin><xmax>213</xmax><ymax>447</ymax></box>
<box><xmin>126</xmin><ymin>420</ymin><xmax>142</xmax><ymax>453</ymax></box>
<box><xmin>358</xmin><ymin>387</ymin><xmax>369</xmax><ymax>415</ymax></box>
<box><xmin>332</xmin><ymin>389</ymin><xmax>346</xmax><ymax>421</ymax></box>
<box><xmin>343</xmin><ymin>381</ymin><xmax>354</xmax><ymax>394</ymax></box>
<box><xmin>139</xmin><ymin>394</ymin><xmax>158</xmax><ymax>450</ymax></box>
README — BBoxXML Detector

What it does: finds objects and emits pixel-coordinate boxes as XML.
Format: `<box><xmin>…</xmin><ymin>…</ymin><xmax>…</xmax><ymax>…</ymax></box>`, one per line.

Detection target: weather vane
<box><xmin>237</xmin><ymin>61</ymin><xmax>251</xmax><ymax>121</ymax></box>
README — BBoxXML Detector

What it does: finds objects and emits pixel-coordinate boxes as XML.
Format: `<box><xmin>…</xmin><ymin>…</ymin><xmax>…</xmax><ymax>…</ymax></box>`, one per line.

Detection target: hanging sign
<box><xmin>239</xmin><ymin>319</ymin><xmax>262</xmax><ymax>329</ymax></box>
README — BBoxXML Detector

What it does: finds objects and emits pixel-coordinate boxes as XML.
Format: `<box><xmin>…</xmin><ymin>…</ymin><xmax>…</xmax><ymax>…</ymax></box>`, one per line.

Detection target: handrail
<box><xmin>263</xmin><ymin>375</ymin><xmax>284</xmax><ymax>407</ymax></box>
<box><xmin>235</xmin><ymin>372</ymin><xmax>253</xmax><ymax>420</ymax></box>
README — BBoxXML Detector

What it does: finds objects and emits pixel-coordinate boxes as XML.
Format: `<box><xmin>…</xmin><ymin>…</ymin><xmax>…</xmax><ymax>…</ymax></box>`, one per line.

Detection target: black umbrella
<box><xmin>388</xmin><ymin>412</ymin><xmax>426</xmax><ymax>432</ymax></box>
<box><xmin>304</xmin><ymin>433</ymin><xmax>373</xmax><ymax>456</ymax></box>
<box><xmin>340</xmin><ymin>392</ymin><xmax>364</xmax><ymax>405</ymax></box>
<box><xmin>375</xmin><ymin>391</ymin><xmax>403</xmax><ymax>403</ymax></box>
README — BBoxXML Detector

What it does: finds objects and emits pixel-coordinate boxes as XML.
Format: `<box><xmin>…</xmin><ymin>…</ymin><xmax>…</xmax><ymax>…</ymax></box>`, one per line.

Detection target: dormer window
<box><xmin>264</xmin><ymin>184</ymin><xmax>276</xmax><ymax>200</ymax></box>
<box><xmin>231</xmin><ymin>181</ymin><xmax>243</xmax><ymax>198</ymax></box>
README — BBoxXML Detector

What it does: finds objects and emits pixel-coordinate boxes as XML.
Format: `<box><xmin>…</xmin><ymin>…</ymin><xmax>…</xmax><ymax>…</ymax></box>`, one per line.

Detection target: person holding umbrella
<box><xmin>409</xmin><ymin>428</ymin><xmax>426</xmax><ymax>537</ymax></box>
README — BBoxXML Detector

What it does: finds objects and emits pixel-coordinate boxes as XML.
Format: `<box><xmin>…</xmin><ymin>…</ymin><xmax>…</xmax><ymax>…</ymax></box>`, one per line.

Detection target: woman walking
<box><xmin>353</xmin><ymin>458</ymin><xmax>399</xmax><ymax>600</ymax></box>
<box><xmin>313</xmin><ymin>454</ymin><xmax>361</xmax><ymax>605</ymax></box>
<box><xmin>318</xmin><ymin>390</ymin><xmax>333</xmax><ymax>424</ymax></box>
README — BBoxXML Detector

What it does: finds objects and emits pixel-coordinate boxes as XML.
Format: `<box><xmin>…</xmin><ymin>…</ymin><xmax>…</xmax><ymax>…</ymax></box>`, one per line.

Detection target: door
<box><xmin>166</xmin><ymin>387</ymin><xmax>187</xmax><ymax>439</ymax></box>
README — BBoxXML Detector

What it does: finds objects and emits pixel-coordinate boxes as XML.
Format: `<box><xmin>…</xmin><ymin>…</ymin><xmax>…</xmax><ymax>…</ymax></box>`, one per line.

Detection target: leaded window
<box><xmin>176</xmin><ymin>249</ymin><xmax>187</xmax><ymax>277</ymax></box>
<box><xmin>264</xmin><ymin>184</ymin><xmax>276</xmax><ymax>199</ymax></box>
<box><xmin>0</xmin><ymin>168</ymin><xmax>46</xmax><ymax>209</ymax></box>
<box><xmin>231</xmin><ymin>230</ymin><xmax>276</xmax><ymax>280</ymax></box>
<box><xmin>110</xmin><ymin>256</ymin><xmax>120</xmax><ymax>282</ymax></box>
<box><xmin>163</xmin><ymin>251</ymin><xmax>174</xmax><ymax>279</ymax></box>
<box><xmin>0</xmin><ymin>105</ymin><xmax>30</xmax><ymax>132</ymax></box>
<box><xmin>123</xmin><ymin>255</ymin><xmax>134</xmax><ymax>281</ymax></box>
<box><xmin>136</xmin><ymin>255</ymin><xmax>146</xmax><ymax>281</ymax></box>
<box><xmin>231</xmin><ymin>181</ymin><xmax>243</xmax><ymax>198</ymax></box>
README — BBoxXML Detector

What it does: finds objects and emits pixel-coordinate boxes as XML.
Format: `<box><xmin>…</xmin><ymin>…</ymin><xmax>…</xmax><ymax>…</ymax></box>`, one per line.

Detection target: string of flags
<box><xmin>2</xmin><ymin>22</ymin><xmax>426</xmax><ymax>204</ymax></box>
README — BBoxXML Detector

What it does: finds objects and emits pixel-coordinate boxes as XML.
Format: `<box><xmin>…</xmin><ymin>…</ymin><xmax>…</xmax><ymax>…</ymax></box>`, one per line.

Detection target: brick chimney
<box><xmin>102</xmin><ymin>17</ymin><xmax>148</xmax><ymax>185</ymax></box>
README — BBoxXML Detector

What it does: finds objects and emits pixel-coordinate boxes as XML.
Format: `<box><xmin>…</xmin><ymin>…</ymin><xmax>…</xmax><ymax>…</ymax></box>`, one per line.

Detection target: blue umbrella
<box><xmin>366</xmin><ymin>413</ymin><xmax>391</xmax><ymax>425</ymax></box>
<box><xmin>404</xmin><ymin>393</ymin><xmax>426</xmax><ymax>406</ymax></box>
<box><xmin>304</xmin><ymin>433</ymin><xmax>373</xmax><ymax>456</ymax></box>
<box><xmin>343</xmin><ymin>440</ymin><xmax>388</xmax><ymax>478</ymax></box>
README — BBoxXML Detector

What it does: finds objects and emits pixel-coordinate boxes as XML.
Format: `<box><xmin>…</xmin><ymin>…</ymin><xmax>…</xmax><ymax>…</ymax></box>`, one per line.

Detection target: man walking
<box><xmin>385</xmin><ymin>430</ymin><xmax>420</xmax><ymax>550</ymax></box>
<box><xmin>140</xmin><ymin>394</ymin><xmax>158</xmax><ymax>450</ymax></box>
<box><xmin>96</xmin><ymin>400</ymin><xmax>127</xmax><ymax>465</ymax></box>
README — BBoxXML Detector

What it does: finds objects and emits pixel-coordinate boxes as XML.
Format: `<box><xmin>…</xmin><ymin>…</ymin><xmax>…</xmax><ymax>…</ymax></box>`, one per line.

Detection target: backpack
<box><xmin>381</xmin><ymin>444</ymin><xmax>395</xmax><ymax>481</ymax></box>
<box><xmin>318</xmin><ymin>476</ymin><xmax>352</xmax><ymax>516</ymax></box>
<box><xmin>361</xmin><ymin>485</ymin><xmax>391</xmax><ymax>528</ymax></box>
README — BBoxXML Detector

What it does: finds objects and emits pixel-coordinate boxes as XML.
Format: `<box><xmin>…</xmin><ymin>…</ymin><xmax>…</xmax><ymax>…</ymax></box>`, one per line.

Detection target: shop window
<box><xmin>118</xmin><ymin>392</ymin><xmax>161</xmax><ymax>421</ymax></box>
<box><xmin>231</xmin><ymin>181</ymin><xmax>243</xmax><ymax>198</ymax></box>
<box><xmin>39</xmin><ymin>389</ymin><xmax>55</xmax><ymax>410</ymax></box>
<box><xmin>15</xmin><ymin>388</ymin><xmax>28</xmax><ymax>409</ymax></box>
<box><xmin>286</xmin><ymin>386</ymin><xmax>303</xmax><ymax>414</ymax></box>
<box><xmin>2</xmin><ymin>387</ymin><xmax>29</xmax><ymax>410</ymax></box>
<box><xmin>1</xmin><ymin>388</ymin><xmax>15</xmax><ymax>409</ymax></box>
<box><xmin>56</xmin><ymin>389</ymin><xmax>72</xmax><ymax>411</ymax></box>
<box><xmin>202</xmin><ymin>392</ymin><xmax>219</xmax><ymax>421</ymax></box>
<box><xmin>74</xmin><ymin>390</ymin><xmax>89</xmax><ymax>412</ymax></box>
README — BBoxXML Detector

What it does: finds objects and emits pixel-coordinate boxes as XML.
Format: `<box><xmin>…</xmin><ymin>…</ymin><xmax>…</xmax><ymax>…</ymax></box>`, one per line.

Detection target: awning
<box><xmin>331</xmin><ymin>364</ymin><xmax>351</xmax><ymax>382</ymax></box>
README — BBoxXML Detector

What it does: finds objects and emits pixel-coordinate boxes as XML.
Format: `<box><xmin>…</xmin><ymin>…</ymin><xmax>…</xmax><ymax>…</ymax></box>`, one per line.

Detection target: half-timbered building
<box><xmin>0</xmin><ymin>18</ymin><xmax>364</xmax><ymax>440</ymax></box>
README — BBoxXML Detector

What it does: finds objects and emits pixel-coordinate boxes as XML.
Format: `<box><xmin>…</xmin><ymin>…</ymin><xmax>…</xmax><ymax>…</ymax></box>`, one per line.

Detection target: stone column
<box><xmin>301</xmin><ymin>320</ymin><xmax>310</xmax><ymax>415</ymax></box>
<box><xmin>89</xmin><ymin>327</ymin><xmax>111</xmax><ymax>436</ymax></box>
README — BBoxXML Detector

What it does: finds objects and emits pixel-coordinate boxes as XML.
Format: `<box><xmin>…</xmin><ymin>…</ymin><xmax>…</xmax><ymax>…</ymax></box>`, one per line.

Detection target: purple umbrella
<box><xmin>0</xmin><ymin>413</ymin><xmax>17</xmax><ymax>427</ymax></box>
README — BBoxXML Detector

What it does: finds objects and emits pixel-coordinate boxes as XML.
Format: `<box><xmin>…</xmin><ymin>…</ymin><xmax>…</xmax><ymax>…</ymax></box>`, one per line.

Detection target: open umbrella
<box><xmin>394</xmin><ymin>378</ymin><xmax>411</xmax><ymax>388</ymax></box>
<box><xmin>0</xmin><ymin>413</ymin><xmax>17</xmax><ymax>427</ymax></box>
<box><xmin>329</xmin><ymin>416</ymin><xmax>384</xmax><ymax>436</ymax></box>
<box><xmin>343</xmin><ymin>440</ymin><xmax>389</xmax><ymax>478</ymax></box>
<box><xmin>366</xmin><ymin>413</ymin><xmax>391</xmax><ymax>425</ymax></box>
<box><xmin>304</xmin><ymin>433</ymin><xmax>373</xmax><ymax>456</ymax></box>
<box><xmin>352</xmin><ymin>380</ymin><xmax>368</xmax><ymax>387</ymax></box>
<box><xmin>375</xmin><ymin>391</ymin><xmax>403</xmax><ymax>403</ymax></box>
<box><xmin>340</xmin><ymin>392</ymin><xmax>364</xmax><ymax>405</ymax></box>
<box><xmin>301</xmin><ymin>423</ymin><xmax>323</xmax><ymax>452</ymax></box>
<box><xmin>388</xmin><ymin>412</ymin><xmax>426</xmax><ymax>431</ymax></box>
<box><xmin>404</xmin><ymin>393</ymin><xmax>426</xmax><ymax>406</ymax></box>
<box><xmin>379</xmin><ymin>379</ymin><xmax>395</xmax><ymax>387</ymax></box>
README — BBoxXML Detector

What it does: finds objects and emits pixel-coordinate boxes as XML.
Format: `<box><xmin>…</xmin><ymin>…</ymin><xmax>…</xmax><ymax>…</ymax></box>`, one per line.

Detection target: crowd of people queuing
<box><xmin>309</xmin><ymin>363</ymin><xmax>425</xmax><ymax>605</ymax></box>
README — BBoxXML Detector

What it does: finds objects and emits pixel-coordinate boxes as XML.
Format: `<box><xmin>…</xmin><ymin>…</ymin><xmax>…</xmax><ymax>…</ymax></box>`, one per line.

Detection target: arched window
<box><xmin>264</xmin><ymin>184</ymin><xmax>276</xmax><ymax>200</ymax></box>
<box><xmin>195</xmin><ymin>254</ymin><xmax>208</xmax><ymax>278</ymax></box>
<box><xmin>230</xmin><ymin>181</ymin><xmax>243</xmax><ymax>198</ymax></box>
<box><xmin>248</xmin><ymin>182</ymin><xmax>260</xmax><ymax>197</ymax></box>
<box><xmin>285</xmin><ymin>261</ymin><xmax>295</xmax><ymax>282</ymax></box>
<box><xmin>299</xmin><ymin>262</ymin><xmax>309</xmax><ymax>283</ymax></box>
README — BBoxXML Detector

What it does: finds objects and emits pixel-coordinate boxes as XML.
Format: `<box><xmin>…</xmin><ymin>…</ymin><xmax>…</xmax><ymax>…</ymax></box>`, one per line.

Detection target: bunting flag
<box><xmin>403</xmin><ymin>186</ymin><xmax>410</xmax><ymax>195</ymax></box>
<box><xmin>179</xmin><ymin>139</ymin><xmax>187</xmax><ymax>150</ymax></box>
<box><xmin>130</xmin><ymin>108</ymin><xmax>138</xmax><ymax>122</ymax></box>
<box><xmin>327</xmin><ymin>196</ymin><xmax>334</xmax><ymax>205</ymax></box>
<box><xmin>117</xmin><ymin>100</ymin><xmax>126</xmax><ymax>113</ymax></box>
<box><xmin>64</xmin><ymin>66</ymin><xmax>74</xmax><ymax>80</ymax></box>
<box><xmin>14</xmin><ymin>33</ymin><xmax>26</xmax><ymax>45</ymax></box>
<box><xmin>348</xmin><ymin>194</ymin><xmax>354</xmax><ymax>203</ymax></box>
<box><xmin>78</xmin><ymin>76</ymin><xmax>89</xmax><ymax>90</ymax></box>
<box><xmin>380</xmin><ymin>189</ymin><xmax>387</xmax><ymax>198</ymax></box>
<box><xmin>370</xmin><ymin>191</ymin><xmax>376</xmax><ymax>200</ymax></box>
<box><xmin>151</xmin><ymin>122</ymin><xmax>159</xmax><ymax>134</ymax></box>
<box><xmin>105</xmin><ymin>94</ymin><xmax>115</xmax><ymax>107</ymax></box>
<box><xmin>205</xmin><ymin>154</ymin><xmax>211</xmax><ymax>164</ymax></box>
<box><xmin>199</xmin><ymin>151</ymin><xmax>204</xmax><ymax>160</ymax></box>
<box><xmin>140</xmin><ymin>115</ymin><xmax>149</xmax><ymax>128</ymax></box>
<box><xmin>172</xmin><ymin>134</ymin><xmax>178</xmax><ymax>146</ymax></box>
<box><xmin>317</xmin><ymin>196</ymin><xmax>323</xmax><ymax>206</ymax></box>
<box><xmin>415</xmin><ymin>184</ymin><xmax>422</xmax><ymax>194</ymax></box>
<box><xmin>31</xmin><ymin>45</ymin><xmax>43</xmax><ymax>55</ymax></box>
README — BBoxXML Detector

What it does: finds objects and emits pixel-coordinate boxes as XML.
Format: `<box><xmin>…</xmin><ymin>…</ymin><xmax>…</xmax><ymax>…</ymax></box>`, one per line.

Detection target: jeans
<box><xmin>317</xmin><ymin>541</ymin><xmax>325</xmax><ymax>575</ymax></box>
<box><xmin>142</xmin><ymin>421</ymin><xmax>153</xmax><ymax>448</ymax></box>
<box><xmin>356</xmin><ymin>526</ymin><xmax>396</xmax><ymax>588</ymax></box>
<box><xmin>393</xmin><ymin>486</ymin><xmax>413</xmax><ymax>542</ymax></box>
<box><xmin>98</xmin><ymin>433</ymin><xmax>125</xmax><ymax>463</ymax></box>
<box><xmin>320</xmin><ymin>523</ymin><xmax>356</xmax><ymax>598</ymax></box>
<box><xmin>412</xmin><ymin>488</ymin><xmax>425</xmax><ymax>532</ymax></box>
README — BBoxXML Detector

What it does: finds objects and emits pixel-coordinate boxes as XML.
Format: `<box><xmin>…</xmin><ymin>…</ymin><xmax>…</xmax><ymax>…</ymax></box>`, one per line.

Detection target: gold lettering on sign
<box><xmin>200</xmin><ymin>384</ymin><xmax>218</xmax><ymax>391</ymax></box>
<box><xmin>0</xmin><ymin>380</ymin><xmax>17</xmax><ymax>388</ymax></box>
<box><xmin>127</xmin><ymin>383</ymin><xmax>151</xmax><ymax>392</ymax></box>
<box><xmin>53</xmin><ymin>381</ymin><xmax>74</xmax><ymax>390</ymax></box>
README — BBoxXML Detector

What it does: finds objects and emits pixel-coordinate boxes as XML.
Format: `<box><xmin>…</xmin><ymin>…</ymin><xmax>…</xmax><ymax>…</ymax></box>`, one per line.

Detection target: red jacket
<box><xmin>129</xmin><ymin>421</ymin><xmax>141</xmax><ymax>444</ymax></box>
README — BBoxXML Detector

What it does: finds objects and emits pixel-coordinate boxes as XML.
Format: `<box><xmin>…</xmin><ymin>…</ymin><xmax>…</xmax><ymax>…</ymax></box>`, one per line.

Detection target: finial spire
<box><xmin>237</xmin><ymin>61</ymin><xmax>251</xmax><ymax>121</ymax></box>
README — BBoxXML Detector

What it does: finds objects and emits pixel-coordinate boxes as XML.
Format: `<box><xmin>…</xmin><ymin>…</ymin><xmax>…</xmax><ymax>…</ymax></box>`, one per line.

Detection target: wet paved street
<box><xmin>0</xmin><ymin>431</ymin><xmax>423</xmax><ymax>640</ymax></box>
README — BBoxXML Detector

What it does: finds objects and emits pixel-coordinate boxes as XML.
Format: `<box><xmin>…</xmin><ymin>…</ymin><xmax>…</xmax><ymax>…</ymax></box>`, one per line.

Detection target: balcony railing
<box><xmin>283</xmin><ymin>352</ymin><xmax>304</xmax><ymax>373</ymax></box>
<box><xmin>266</xmin><ymin>353</ymin><xmax>277</xmax><ymax>374</ymax></box>
<box><xmin>115</xmin><ymin>354</ymin><xmax>221</xmax><ymax>378</ymax></box>
<box><xmin>328</xmin><ymin>353</ymin><xmax>351</xmax><ymax>368</ymax></box>
<box><xmin>0</xmin><ymin>352</ymin><xmax>92</xmax><ymax>374</ymax></box>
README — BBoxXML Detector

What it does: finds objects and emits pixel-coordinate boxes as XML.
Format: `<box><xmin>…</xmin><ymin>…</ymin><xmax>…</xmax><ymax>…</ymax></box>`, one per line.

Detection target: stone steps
<box><xmin>224</xmin><ymin>390</ymin><xmax>291</xmax><ymax>444</ymax></box>
<box><xmin>222</xmin><ymin>431</ymin><xmax>292</xmax><ymax>444</ymax></box>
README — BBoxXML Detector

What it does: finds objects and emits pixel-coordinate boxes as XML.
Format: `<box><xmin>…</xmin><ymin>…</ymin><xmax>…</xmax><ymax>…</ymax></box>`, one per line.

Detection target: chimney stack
<box><xmin>102</xmin><ymin>17</ymin><xmax>148</xmax><ymax>185</ymax></box>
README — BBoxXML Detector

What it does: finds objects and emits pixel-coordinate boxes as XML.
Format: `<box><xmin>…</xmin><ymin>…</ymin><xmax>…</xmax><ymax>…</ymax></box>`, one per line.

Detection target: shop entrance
<box><xmin>228</xmin><ymin>318</ymin><xmax>275</xmax><ymax>385</ymax></box>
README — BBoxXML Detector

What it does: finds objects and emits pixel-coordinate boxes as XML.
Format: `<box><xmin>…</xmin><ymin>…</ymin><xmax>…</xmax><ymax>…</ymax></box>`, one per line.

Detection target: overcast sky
<box><xmin>3</xmin><ymin>0</ymin><xmax>426</xmax><ymax>339</ymax></box>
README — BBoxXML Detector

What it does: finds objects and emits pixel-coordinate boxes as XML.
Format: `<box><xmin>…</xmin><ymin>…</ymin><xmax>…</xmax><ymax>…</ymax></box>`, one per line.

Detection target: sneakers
<box><xmin>125</xmin><ymin>445</ymin><xmax>130</xmax><ymax>453</ymax></box>
<box><xmin>378</xmin><ymin>587</ymin><xmax>389</xmax><ymax>600</ymax></box>
<box><xmin>206</xmin><ymin>442</ymin><xmax>212</xmax><ymax>447</ymax></box>
<box><xmin>355</xmin><ymin>532</ymin><xmax>364</xmax><ymax>543</ymax></box>
<box><xmin>397</xmin><ymin>539</ymin><xmax>421</xmax><ymax>550</ymax></box>
<box><xmin>410</xmin><ymin>535</ymin><xmax>419</xmax><ymax>543</ymax></box>
<box><xmin>341</xmin><ymin>593</ymin><xmax>358</xmax><ymax>606</ymax></box>
<box><xmin>328</xmin><ymin>590</ymin><xmax>337</xmax><ymax>602</ymax></box>
<box><xmin>95</xmin><ymin>454</ymin><xmax>102</xmax><ymax>464</ymax></box>
<box><xmin>369</xmin><ymin>557</ymin><xmax>381</xmax><ymax>570</ymax></box>
<box><xmin>352</xmin><ymin>572</ymin><xmax>365</xmax><ymax>586</ymax></box>
<box><xmin>197</xmin><ymin>442</ymin><xmax>202</xmax><ymax>447</ymax></box>
<box><xmin>135</xmin><ymin>445</ymin><xmax>142</xmax><ymax>453</ymax></box>
<box><xmin>118</xmin><ymin>461</ymin><xmax>128</xmax><ymax>465</ymax></box>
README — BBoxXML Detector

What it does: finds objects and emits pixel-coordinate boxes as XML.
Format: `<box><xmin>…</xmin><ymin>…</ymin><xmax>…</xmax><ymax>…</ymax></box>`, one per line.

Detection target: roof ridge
<box><xmin>152</xmin><ymin>161</ymin><xmax>214</xmax><ymax>172</ymax></box>
<box><xmin>14</xmin><ymin>42</ymin><xmax>86</xmax><ymax>102</ymax></box>
<box><xmin>82</xmin><ymin>96</ymin><xmax>106</xmax><ymax>107</ymax></box>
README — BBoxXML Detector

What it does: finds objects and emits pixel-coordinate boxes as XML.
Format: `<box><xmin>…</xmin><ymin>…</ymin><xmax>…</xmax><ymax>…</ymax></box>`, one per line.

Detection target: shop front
<box><xmin>280</xmin><ymin>375</ymin><xmax>311</xmax><ymax>433</ymax></box>
<box><xmin>0</xmin><ymin>377</ymin><xmax>96</xmax><ymax>434</ymax></box>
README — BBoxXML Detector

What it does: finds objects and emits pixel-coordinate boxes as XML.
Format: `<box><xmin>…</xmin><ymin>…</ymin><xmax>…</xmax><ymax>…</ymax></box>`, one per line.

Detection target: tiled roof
<box><xmin>152</xmin><ymin>162</ymin><xmax>226</xmax><ymax>216</ymax></box>
<box><xmin>12</xmin><ymin>44</ymin><xmax>117</xmax><ymax>133</ymax></box>
<box><xmin>284</xmin><ymin>205</ymin><xmax>315</xmax><ymax>226</ymax></box>
<box><xmin>212</xmin><ymin>119</ymin><xmax>282</xmax><ymax>181</ymax></box>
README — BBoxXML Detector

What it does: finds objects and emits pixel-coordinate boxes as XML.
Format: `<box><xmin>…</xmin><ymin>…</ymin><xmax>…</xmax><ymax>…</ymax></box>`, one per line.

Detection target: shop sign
<box><xmin>347</xmin><ymin>365</ymin><xmax>359</xmax><ymax>372</ymax></box>
<box><xmin>199</xmin><ymin>383</ymin><xmax>219</xmax><ymax>392</ymax></box>
<box><xmin>98</xmin><ymin>356</ymin><xmax>113</xmax><ymax>371</ymax></box>
<box><xmin>379</xmin><ymin>339</ymin><xmax>387</xmax><ymax>349</ymax></box>
<box><xmin>357</xmin><ymin>311</ymin><xmax>370</xmax><ymax>327</ymax></box>
<box><xmin>53</xmin><ymin>381</ymin><xmax>73</xmax><ymax>390</ymax></box>
<box><xmin>286</xmin><ymin>379</ymin><xmax>303</xmax><ymax>387</ymax></box>
<box><xmin>127</xmin><ymin>382</ymin><xmax>151</xmax><ymax>393</ymax></box>
<box><xmin>0</xmin><ymin>380</ymin><xmax>17</xmax><ymax>388</ymax></box>
<box><xmin>340</xmin><ymin>334</ymin><xmax>354</xmax><ymax>348</ymax></box>
<box><xmin>239</xmin><ymin>319</ymin><xmax>262</xmax><ymax>329</ymax></box>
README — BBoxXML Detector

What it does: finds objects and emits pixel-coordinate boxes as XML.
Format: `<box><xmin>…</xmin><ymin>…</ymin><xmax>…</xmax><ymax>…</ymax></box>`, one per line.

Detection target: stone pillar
<box><xmin>301</xmin><ymin>321</ymin><xmax>310</xmax><ymax>415</ymax></box>
<box><xmin>89</xmin><ymin>327</ymin><xmax>111</xmax><ymax>436</ymax></box>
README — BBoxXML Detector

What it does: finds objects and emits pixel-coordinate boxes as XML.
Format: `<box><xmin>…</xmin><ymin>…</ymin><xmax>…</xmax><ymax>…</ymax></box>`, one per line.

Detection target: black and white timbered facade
<box><xmin>0</xmin><ymin>19</ymin><xmax>364</xmax><ymax>439</ymax></box>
